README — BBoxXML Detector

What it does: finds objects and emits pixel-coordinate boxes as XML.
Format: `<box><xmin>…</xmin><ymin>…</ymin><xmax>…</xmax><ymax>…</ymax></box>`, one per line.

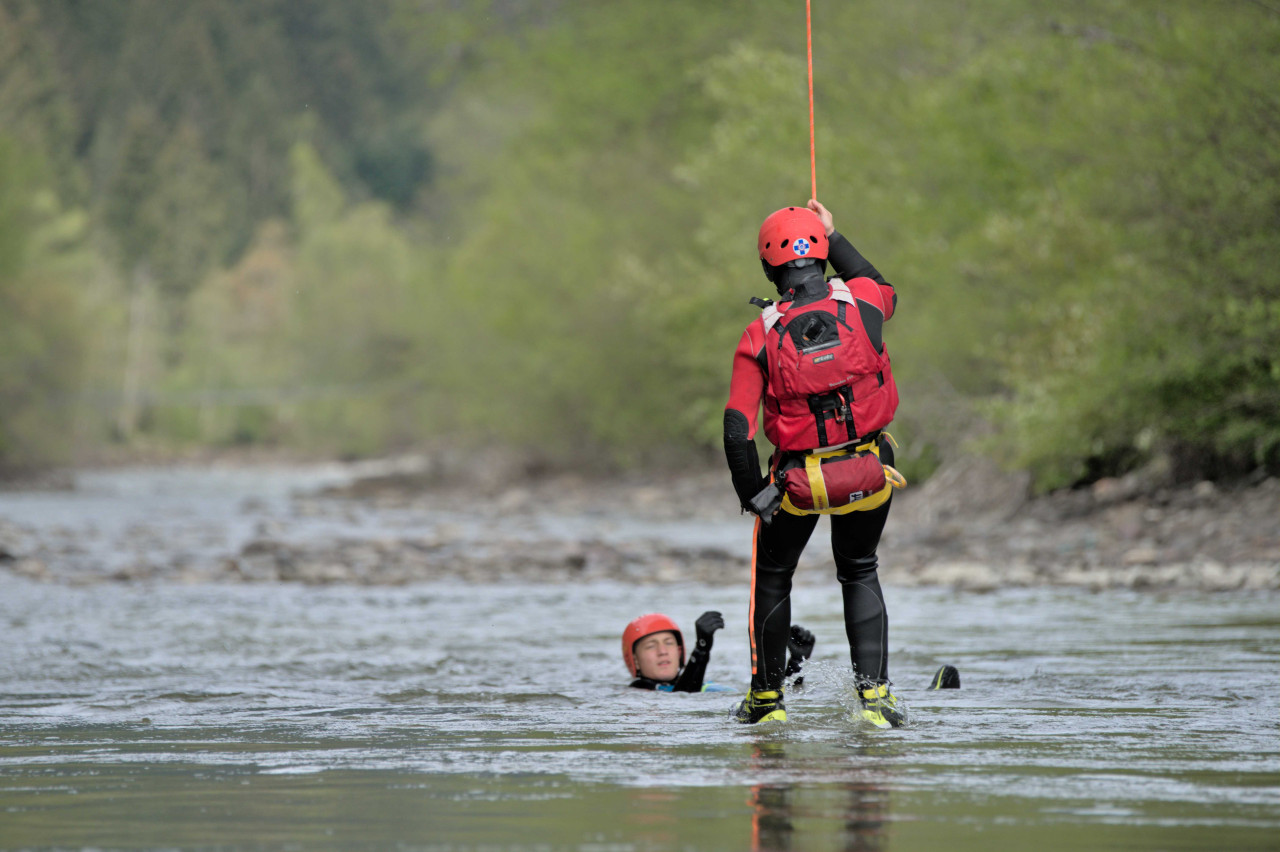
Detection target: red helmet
<box><xmin>621</xmin><ymin>613</ymin><xmax>684</xmax><ymax>676</ymax></box>
<box><xmin>758</xmin><ymin>206</ymin><xmax>828</xmax><ymax>267</ymax></box>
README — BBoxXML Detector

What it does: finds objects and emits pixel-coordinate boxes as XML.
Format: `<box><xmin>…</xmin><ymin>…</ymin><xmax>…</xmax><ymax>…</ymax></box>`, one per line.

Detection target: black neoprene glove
<box><xmin>784</xmin><ymin>623</ymin><xmax>815</xmax><ymax>686</ymax></box>
<box><xmin>788</xmin><ymin>624</ymin><xmax>815</xmax><ymax>662</ymax></box>
<box><xmin>694</xmin><ymin>610</ymin><xmax>725</xmax><ymax>649</ymax></box>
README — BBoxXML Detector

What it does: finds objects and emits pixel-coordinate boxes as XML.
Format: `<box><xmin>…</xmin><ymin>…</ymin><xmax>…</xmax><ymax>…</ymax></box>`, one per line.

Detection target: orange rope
<box><xmin>806</xmin><ymin>0</ymin><xmax>816</xmax><ymax>200</ymax></box>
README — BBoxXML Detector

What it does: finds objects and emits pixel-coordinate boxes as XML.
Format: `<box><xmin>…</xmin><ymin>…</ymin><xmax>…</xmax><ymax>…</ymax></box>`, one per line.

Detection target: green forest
<box><xmin>1</xmin><ymin>0</ymin><xmax>1277</xmax><ymax>490</ymax></box>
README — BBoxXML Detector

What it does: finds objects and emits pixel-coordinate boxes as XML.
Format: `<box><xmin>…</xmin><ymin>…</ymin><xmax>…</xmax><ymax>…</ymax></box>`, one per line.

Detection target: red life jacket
<box><xmin>758</xmin><ymin>278</ymin><xmax>898</xmax><ymax>452</ymax></box>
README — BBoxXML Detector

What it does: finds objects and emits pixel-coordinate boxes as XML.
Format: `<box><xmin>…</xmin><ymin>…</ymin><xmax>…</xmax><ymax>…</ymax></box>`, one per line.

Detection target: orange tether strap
<box><xmin>806</xmin><ymin>0</ymin><xmax>816</xmax><ymax>199</ymax></box>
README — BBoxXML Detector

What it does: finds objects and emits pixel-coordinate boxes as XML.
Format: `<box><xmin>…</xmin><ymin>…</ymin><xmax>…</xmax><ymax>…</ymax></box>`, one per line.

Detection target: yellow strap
<box><xmin>860</xmin><ymin>682</ymin><xmax>892</xmax><ymax>700</ymax></box>
<box><xmin>804</xmin><ymin>454</ymin><xmax>830</xmax><ymax>510</ymax></box>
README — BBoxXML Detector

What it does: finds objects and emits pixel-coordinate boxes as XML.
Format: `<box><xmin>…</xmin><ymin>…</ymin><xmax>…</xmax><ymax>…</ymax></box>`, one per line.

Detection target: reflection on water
<box><xmin>2</xmin><ymin>574</ymin><xmax>1278</xmax><ymax>850</ymax></box>
<box><xmin>747</xmin><ymin>741</ymin><xmax>892</xmax><ymax>852</ymax></box>
<box><xmin>7</xmin><ymin>763</ymin><xmax>1273</xmax><ymax>851</ymax></box>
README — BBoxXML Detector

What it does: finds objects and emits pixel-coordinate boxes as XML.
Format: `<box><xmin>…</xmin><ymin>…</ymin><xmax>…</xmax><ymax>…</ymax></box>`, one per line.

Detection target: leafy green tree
<box><xmin>2</xmin><ymin>0</ymin><xmax>1276</xmax><ymax>489</ymax></box>
<box><xmin>952</xmin><ymin>4</ymin><xmax>1280</xmax><ymax>487</ymax></box>
<box><xmin>0</xmin><ymin>136</ymin><xmax>95</xmax><ymax>468</ymax></box>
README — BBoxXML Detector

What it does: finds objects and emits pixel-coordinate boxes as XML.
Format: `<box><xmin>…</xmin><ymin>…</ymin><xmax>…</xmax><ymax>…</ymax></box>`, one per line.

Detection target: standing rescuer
<box><xmin>723</xmin><ymin>199</ymin><xmax>907</xmax><ymax>727</ymax></box>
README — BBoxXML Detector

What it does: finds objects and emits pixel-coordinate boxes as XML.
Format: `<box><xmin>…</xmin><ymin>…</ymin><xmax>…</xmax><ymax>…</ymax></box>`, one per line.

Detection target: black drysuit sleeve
<box><xmin>672</xmin><ymin>637</ymin><xmax>712</xmax><ymax>693</ymax></box>
<box><xmin>828</xmin><ymin>230</ymin><xmax>896</xmax><ymax>311</ymax></box>
<box><xmin>724</xmin><ymin>410</ymin><xmax>768</xmax><ymax>511</ymax></box>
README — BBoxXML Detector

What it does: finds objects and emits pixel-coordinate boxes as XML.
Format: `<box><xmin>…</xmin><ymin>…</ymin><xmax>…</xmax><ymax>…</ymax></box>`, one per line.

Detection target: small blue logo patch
<box><xmin>792</xmin><ymin>238</ymin><xmax>811</xmax><ymax>257</ymax></box>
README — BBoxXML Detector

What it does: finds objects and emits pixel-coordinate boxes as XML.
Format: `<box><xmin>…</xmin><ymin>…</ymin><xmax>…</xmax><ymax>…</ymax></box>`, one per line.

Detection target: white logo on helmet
<box><xmin>792</xmin><ymin>238</ymin><xmax>811</xmax><ymax>256</ymax></box>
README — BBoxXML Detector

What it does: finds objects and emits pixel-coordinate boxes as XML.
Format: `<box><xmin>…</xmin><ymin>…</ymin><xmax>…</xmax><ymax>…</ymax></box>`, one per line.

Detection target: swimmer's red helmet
<box><xmin>621</xmin><ymin>613</ymin><xmax>685</xmax><ymax>676</ymax></box>
<box><xmin>758</xmin><ymin>206</ymin><xmax>828</xmax><ymax>267</ymax></box>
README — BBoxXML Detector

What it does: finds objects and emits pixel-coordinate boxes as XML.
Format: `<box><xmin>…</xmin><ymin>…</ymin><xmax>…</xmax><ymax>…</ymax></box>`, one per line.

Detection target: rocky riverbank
<box><xmin>1</xmin><ymin>455</ymin><xmax>1277</xmax><ymax>591</ymax></box>
<box><xmin>884</xmin><ymin>456</ymin><xmax>1280</xmax><ymax>591</ymax></box>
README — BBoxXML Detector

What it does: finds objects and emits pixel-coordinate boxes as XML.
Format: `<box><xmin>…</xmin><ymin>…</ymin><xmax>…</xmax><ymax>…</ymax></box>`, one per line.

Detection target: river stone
<box><xmin>11</xmin><ymin>557</ymin><xmax>48</xmax><ymax>579</ymax></box>
<box><xmin>1122</xmin><ymin>546</ymin><xmax>1160</xmax><ymax>566</ymax></box>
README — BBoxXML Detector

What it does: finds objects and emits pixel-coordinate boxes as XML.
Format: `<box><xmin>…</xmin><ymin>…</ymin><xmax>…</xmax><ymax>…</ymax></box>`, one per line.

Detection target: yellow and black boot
<box><xmin>731</xmin><ymin>689</ymin><xmax>786</xmax><ymax>724</ymax></box>
<box><xmin>857</xmin><ymin>681</ymin><xmax>907</xmax><ymax>729</ymax></box>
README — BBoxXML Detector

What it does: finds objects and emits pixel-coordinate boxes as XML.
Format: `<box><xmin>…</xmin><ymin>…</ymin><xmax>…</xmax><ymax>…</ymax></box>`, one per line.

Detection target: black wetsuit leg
<box><xmin>750</xmin><ymin>510</ymin><xmax>819</xmax><ymax>691</ymax></box>
<box><xmin>830</xmin><ymin>439</ymin><xmax>895</xmax><ymax>683</ymax></box>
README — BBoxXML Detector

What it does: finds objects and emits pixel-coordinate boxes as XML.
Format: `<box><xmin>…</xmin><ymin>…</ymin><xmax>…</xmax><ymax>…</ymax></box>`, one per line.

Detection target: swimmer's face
<box><xmin>633</xmin><ymin>631</ymin><xmax>681</xmax><ymax>681</ymax></box>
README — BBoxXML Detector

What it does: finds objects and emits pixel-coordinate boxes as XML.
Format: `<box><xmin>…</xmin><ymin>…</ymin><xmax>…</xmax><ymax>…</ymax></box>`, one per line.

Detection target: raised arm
<box><xmin>673</xmin><ymin>611</ymin><xmax>724</xmax><ymax>692</ymax></box>
<box><xmin>808</xmin><ymin>198</ymin><xmax>896</xmax><ymax>320</ymax></box>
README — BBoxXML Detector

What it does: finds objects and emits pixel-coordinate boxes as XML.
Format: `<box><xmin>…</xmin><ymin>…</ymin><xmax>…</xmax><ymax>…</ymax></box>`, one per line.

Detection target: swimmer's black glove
<box><xmin>788</xmin><ymin>624</ymin><xmax>815</xmax><ymax>662</ymax></box>
<box><xmin>785</xmin><ymin>624</ymin><xmax>816</xmax><ymax>685</ymax></box>
<box><xmin>694</xmin><ymin>610</ymin><xmax>725</xmax><ymax>649</ymax></box>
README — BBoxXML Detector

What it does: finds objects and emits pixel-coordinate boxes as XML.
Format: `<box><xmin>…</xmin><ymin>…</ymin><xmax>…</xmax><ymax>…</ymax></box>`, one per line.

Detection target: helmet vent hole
<box><xmin>811</xmin><ymin>235</ymin><xmax>819</xmax><ymax>243</ymax></box>
<box><xmin>765</xmin><ymin>242</ymin><xmax>771</xmax><ymax>250</ymax></box>
<box><xmin>780</xmin><ymin>239</ymin><xmax>789</xmax><ymax>249</ymax></box>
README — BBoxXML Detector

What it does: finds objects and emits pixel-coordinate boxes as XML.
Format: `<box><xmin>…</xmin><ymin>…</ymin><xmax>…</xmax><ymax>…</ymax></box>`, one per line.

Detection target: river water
<box><xmin>1</xmin><ymin>466</ymin><xmax>1278</xmax><ymax>851</ymax></box>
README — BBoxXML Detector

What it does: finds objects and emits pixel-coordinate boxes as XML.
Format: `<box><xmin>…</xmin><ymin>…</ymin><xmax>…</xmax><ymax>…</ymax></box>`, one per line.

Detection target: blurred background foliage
<box><xmin>0</xmin><ymin>0</ymin><xmax>1276</xmax><ymax>490</ymax></box>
